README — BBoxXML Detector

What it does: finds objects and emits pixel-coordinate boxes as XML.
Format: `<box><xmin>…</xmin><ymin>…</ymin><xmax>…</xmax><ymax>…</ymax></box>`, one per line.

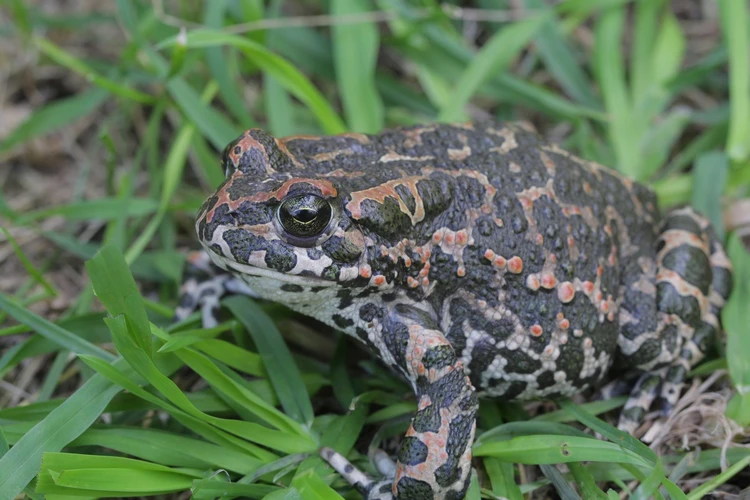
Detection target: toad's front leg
<box><xmin>323</xmin><ymin>303</ymin><xmax>478</xmax><ymax>500</ymax></box>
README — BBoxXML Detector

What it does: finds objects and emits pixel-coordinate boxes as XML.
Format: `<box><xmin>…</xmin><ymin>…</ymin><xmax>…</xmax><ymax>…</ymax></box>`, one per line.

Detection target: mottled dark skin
<box><xmin>186</xmin><ymin>122</ymin><xmax>732</xmax><ymax>500</ymax></box>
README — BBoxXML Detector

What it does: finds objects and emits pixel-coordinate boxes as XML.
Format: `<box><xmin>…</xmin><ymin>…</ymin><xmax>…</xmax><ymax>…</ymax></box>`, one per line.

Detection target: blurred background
<box><xmin>1</xmin><ymin>1</ymin><xmax>749</xmax><ymax>498</ymax></box>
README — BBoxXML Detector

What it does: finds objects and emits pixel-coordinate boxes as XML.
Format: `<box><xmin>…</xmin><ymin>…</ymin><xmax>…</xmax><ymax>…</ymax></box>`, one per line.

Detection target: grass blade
<box><xmin>225</xmin><ymin>296</ymin><xmax>315</xmax><ymax>427</ymax></box>
<box><xmin>594</xmin><ymin>5</ymin><xmax>637</xmax><ymax>175</ymax></box>
<box><xmin>651</xmin><ymin>9</ymin><xmax>686</xmax><ymax>88</ymax></box>
<box><xmin>70</xmin><ymin>427</ymin><xmax>263</xmax><ymax>474</ymax></box>
<box><xmin>33</xmin><ymin>37</ymin><xmax>154</xmax><ymax>103</ymax></box>
<box><xmin>439</xmin><ymin>14</ymin><xmax>547</xmax><ymax>122</ymax></box>
<box><xmin>37</xmin><ymin>453</ymin><xmax>199</xmax><ymax>495</ymax></box>
<box><xmin>718</xmin><ymin>0</ymin><xmax>750</xmax><ymax>161</ymax></box>
<box><xmin>86</xmin><ymin>246</ymin><xmax>152</xmax><ymax>356</ymax></box>
<box><xmin>0</xmin><ymin>88</ymin><xmax>108</xmax><ymax>154</ymax></box>
<box><xmin>0</xmin><ymin>360</ymin><xmax>131</xmax><ymax>500</ymax></box>
<box><xmin>166</xmin><ymin>78</ymin><xmax>237</xmax><ymax>151</ymax></box>
<box><xmin>0</xmin><ymin>228</ymin><xmax>56</xmax><ymax>297</ymax></box>
<box><xmin>629</xmin><ymin>0</ymin><xmax>664</xmax><ymax>104</ymax></box>
<box><xmin>485</xmin><ymin>458</ymin><xmax>523</xmax><ymax>500</ymax></box>
<box><xmin>474</xmin><ymin>435</ymin><xmax>648</xmax><ymax>467</ymax></box>
<box><xmin>292</xmin><ymin>469</ymin><xmax>344</xmax><ymax>500</ymax></box>
<box><xmin>691</xmin><ymin>151</ymin><xmax>728</xmax><ymax>239</ymax></box>
<box><xmin>203</xmin><ymin>0</ymin><xmax>256</xmax><ymax>128</ymax></box>
<box><xmin>0</xmin><ymin>293</ymin><xmax>114</xmax><ymax>361</ymax></box>
<box><xmin>331</xmin><ymin>0</ymin><xmax>384</xmax><ymax>133</ymax></box>
<box><xmin>18</xmin><ymin>198</ymin><xmax>158</xmax><ymax>223</ymax></box>
<box><xmin>722</xmin><ymin>234</ymin><xmax>750</xmax><ymax>427</ymax></box>
<box><xmin>159</xmin><ymin>30</ymin><xmax>346</xmax><ymax>134</ymax></box>
<box><xmin>522</xmin><ymin>0</ymin><xmax>598</xmax><ymax>108</ymax></box>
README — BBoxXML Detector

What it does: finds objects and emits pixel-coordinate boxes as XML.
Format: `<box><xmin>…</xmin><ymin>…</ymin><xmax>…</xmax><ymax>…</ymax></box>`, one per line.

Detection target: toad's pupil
<box><xmin>293</xmin><ymin>208</ymin><xmax>317</xmax><ymax>223</ymax></box>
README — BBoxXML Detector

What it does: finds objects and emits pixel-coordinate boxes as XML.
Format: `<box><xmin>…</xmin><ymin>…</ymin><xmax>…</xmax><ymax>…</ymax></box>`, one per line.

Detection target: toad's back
<box><xmin>277</xmin><ymin>122</ymin><xmax>661</xmax><ymax>399</ymax></box>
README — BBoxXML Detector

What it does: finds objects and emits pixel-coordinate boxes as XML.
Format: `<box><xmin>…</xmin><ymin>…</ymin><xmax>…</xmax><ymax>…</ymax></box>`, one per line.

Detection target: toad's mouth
<box><xmin>205</xmin><ymin>246</ymin><xmax>338</xmax><ymax>288</ymax></box>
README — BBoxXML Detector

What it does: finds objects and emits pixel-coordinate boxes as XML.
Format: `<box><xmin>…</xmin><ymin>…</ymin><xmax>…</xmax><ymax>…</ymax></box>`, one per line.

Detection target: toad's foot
<box><xmin>175</xmin><ymin>250</ymin><xmax>259</xmax><ymax>328</ymax></box>
<box><xmin>321</xmin><ymin>448</ymin><xmax>396</xmax><ymax>500</ymax></box>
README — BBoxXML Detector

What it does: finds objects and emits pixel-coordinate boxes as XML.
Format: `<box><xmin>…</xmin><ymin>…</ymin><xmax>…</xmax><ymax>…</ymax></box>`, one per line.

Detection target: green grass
<box><xmin>1</xmin><ymin>0</ymin><xmax>749</xmax><ymax>499</ymax></box>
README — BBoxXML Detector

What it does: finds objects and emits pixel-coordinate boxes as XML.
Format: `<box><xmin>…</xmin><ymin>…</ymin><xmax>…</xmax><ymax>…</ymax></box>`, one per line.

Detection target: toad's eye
<box><xmin>277</xmin><ymin>194</ymin><xmax>333</xmax><ymax>242</ymax></box>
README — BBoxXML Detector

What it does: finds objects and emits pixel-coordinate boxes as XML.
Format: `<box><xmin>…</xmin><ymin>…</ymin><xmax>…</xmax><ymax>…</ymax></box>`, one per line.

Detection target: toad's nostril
<box><xmin>228</xmin><ymin>211</ymin><xmax>240</xmax><ymax>223</ymax></box>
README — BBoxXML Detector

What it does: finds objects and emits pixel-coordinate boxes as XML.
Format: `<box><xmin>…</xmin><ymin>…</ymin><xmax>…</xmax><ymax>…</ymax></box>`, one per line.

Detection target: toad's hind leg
<box><xmin>617</xmin><ymin>208</ymin><xmax>732</xmax><ymax>432</ymax></box>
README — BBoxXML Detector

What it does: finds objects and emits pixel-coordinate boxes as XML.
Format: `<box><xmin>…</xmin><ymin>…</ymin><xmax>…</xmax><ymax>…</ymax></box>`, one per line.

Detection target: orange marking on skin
<box><xmin>484</xmin><ymin>249</ymin><xmax>496</xmax><ymax>261</ymax></box>
<box><xmin>494</xmin><ymin>256</ymin><xmax>507</xmax><ymax>268</ymax></box>
<box><xmin>346</xmin><ymin>175</ymin><xmax>428</xmax><ymax>224</ymax></box>
<box><xmin>444</xmin><ymin>232</ymin><xmax>455</xmax><ymax>244</ymax></box>
<box><xmin>418</xmin><ymin>396</ymin><xmax>432</xmax><ymax>411</ymax></box>
<box><xmin>607</xmin><ymin>311</ymin><xmax>615</xmax><ymax>322</ymax></box>
<box><xmin>530</xmin><ymin>324</ymin><xmax>543</xmax><ymax>337</ymax></box>
<box><xmin>272</xmin><ymin>137</ymin><xmax>303</xmax><ymax>167</ymax></box>
<box><xmin>540</xmin><ymin>151</ymin><xmax>557</xmax><ymax>175</ymax></box>
<box><xmin>404</xmin><ymin>256</ymin><xmax>412</xmax><ymax>267</ymax></box>
<box><xmin>526</xmin><ymin>275</ymin><xmax>541</xmax><ymax>291</ymax></box>
<box><xmin>558</xmin><ymin>282</ymin><xmax>575</xmax><ymax>303</ymax></box>
<box><xmin>359</xmin><ymin>265</ymin><xmax>372</xmax><ymax>279</ymax></box>
<box><xmin>322</xmin><ymin>168</ymin><xmax>366</xmax><ymax>177</ymax></box>
<box><xmin>448</xmin><ymin>146</ymin><xmax>471</xmax><ymax>161</ymax></box>
<box><xmin>560</xmin><ymin>318</ymin><xmax>570</xmax><ymax>330</ymax></box>
<box><xmin>456</xmin><ymin>230</ymin><xmax>468</xmax><ymax>245</ymax></box>
<box><xmin>407</xmin><ymin>277</ymin><xmax>419</xmax><ymax>288</ymax></box>
<box><xmin>508</xmin><ymin>256</ymin><xmax>524</xmax><ymax>274</ymax></box>
<box><xmin>379</xmin><ymin>151</ymin><xmax>435</xmax><ymax>163</ymax></box>
<box><xmin>583</xmin><ymin>281</ymin><xmax>595</xmax><ymax>294</ymax></box>
<box><xmin>535</xmin><ymin>234</ymin><xmax>544</xmax><ymax>245</ymax></box>
<box><xmin>541</xmin><ymin>273</ymin><xmax>557</xmax><ymax>289</ymax></box>
<box><xmin>457</xmin><ymin>266</ymin><xmax>466</xmax><ymax>277</ymax></box>
<box><xmin>338</xmin><ymin>132</ymin><xmax>371</xmax><ymax>143</ymax></box>
<box><xmin>227</xmin><ymin>132</ymin><xmax>267</xmax><ymax>169</ymax></box>
<box><xmin>549</xmin><ymin>253</ymin><xmax>557</xmax><ymax>263</ymax></box>
<box><xmin>373</xmin><ymin>275</ymin><xmax>386</xmax><ymax>286</ymax></box>
<box><xmin>422</xmin><ymin>277</ymin><xmax>430</xmax><ymax>286</ymax></box>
